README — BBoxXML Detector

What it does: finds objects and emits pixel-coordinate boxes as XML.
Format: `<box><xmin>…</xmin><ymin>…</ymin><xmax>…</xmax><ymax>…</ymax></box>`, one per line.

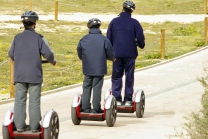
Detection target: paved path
<box><xmin>0</xmin><ymin>47</ymin><xmax>208</xmax><ymax>139</ymax></box>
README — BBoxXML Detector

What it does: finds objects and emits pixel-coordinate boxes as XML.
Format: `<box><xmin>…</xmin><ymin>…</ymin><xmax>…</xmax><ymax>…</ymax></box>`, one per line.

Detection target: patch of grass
<box><xmin>0</xmin><ymin>0</ymin><xmax>204</xmax><ymax>15</ymax></box>
<box><xmin>0</xmin><ymin>20</ymin><xmax>205</xmax><ymax>93</ymax></box>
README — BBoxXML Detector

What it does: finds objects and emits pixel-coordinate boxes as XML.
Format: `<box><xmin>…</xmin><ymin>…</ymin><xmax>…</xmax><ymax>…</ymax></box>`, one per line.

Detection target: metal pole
<box><xmin>54</xmin><ymin>1</ymin><xmax>58</xmax><ymax>21</ymax></box>
<box><xmin>161</xmin><ymin>29</ymin><xmax>165</xmax><ymax>59</ymax></box>
<box><xmin>10</xmin><ymin>60</ymin><xmax>15</xmax><ymax>98</ymax></box>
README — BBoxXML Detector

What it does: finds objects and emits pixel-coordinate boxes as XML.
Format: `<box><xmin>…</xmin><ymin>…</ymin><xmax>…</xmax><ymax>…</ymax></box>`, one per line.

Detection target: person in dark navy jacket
<box><xmin>8</xmin><ymin>11</ymin><xmax>55</xmax><ymax>133</ymax></box>
<box><xmin>77</xmin><ymin>18</ymin><xmax>115</xmax><ymax>113</ymax></box>
<box><xmin>107</xmin><ymin>1</ymin><xmax>145</xmax><ymax>106</ymax></box>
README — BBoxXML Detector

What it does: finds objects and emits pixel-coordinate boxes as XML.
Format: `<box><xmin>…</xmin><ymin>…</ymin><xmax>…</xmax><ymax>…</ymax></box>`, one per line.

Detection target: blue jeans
<box><xmin>14</xmin><ymin>83</ymin><xmax>41</xmax><ymax>130</ymax></box>
<box><xmin>112</xmin><ymin>57</ymin><xmax>135</xmax><ymax>102</ymax></box>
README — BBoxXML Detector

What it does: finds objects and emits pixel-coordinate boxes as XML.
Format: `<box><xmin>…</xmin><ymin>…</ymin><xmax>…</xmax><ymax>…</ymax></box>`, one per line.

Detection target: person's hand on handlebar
<box><xmin>52</xmin><ymin>60</ymin><xmax>56</xmax><ymax>66</ymax></box>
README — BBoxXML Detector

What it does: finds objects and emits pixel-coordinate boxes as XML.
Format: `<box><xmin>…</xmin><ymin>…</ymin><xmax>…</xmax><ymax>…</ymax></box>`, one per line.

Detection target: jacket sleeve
<box><xmin>39</xmin><ymin>37</ymin><xmax>55</xmax><ymax>63</ymax></box>
<box><xmin>77</xmin><ymin>41</ymin><xmax>82</xmax><ymax>60</ymax></box>
<box><xmin>8</xmin><ymin>39</ymin><xmax>15</xmax><ymax>60</ymax></box>
<box><xmin>105</xmin><ymin>39</ymin><xmax>115</xmax><ymax>61</ymax></box>
<box><xmin>135</xmin><ymin>21</ymin><xmax>145</xmax><ymax>49</ymax></box>
<box><xmin>106</xmin><ymin>21</ymin><xmax>113</xmax><ymax>45</ymax></box>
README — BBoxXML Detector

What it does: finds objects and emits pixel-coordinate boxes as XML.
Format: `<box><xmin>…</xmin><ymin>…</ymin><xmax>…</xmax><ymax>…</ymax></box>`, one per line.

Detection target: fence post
<box><xmin>204</xmin><ymin>17</ymin><xmax>208</xmax><ymax>44</ymax></box>
<box><xmin>161</xmin><ymin>29</ymin><xmax>165</xmax><ymax>59</ymax></box>
<box><xmin>54</xmin><ymin>1</ymin><xmax>58</xmax><ymax>21</ymax></box>
<box><xmin>28</xmin><ymin>0</ymin><xmax>32</xmax><ymax>10</ymax></box>
<box><xmin>10</xmin><ymin>60</ymin><xmax>15</xmax><ymax>98</ymax></box>
<box><xmin>205</xmin><ymin>0</ymin><xmax>207</xmax><ymax>14</ymax></box>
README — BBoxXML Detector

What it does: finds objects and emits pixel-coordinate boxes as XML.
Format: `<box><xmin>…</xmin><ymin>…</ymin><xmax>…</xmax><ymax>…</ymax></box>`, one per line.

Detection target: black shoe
<box><xmin>84</xmin><ymin>109</ymin><xmax>91</xmax><ymax>113</ymax></box>
<box><xmin>17</xmin><ymin>129</ymin><xmax>25</xmax><ymax>132</ymax></box>
<box><xmin>92</xmin><ymin>108</ymin><xmax>104</xmax><ymax>113</ymax></box>
<box><xmin>80</xmin><ymin>107</ymin><xmax>84</xmax><ymax>112</ymax></box>
<box><xmin>31</xmin><ymin>124</ymin><xmax>41</xmax><ymax>133</ymax></box>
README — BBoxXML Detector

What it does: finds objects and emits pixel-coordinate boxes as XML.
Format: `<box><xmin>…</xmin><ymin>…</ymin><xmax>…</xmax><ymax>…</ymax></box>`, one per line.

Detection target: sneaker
<box><xmin>31</xmin><ymin>130</ymin><xmax>39</xmax><ymax>133</ymax></box>
<box><xmin>117</xmin><ymin>101</ymin><xmax>122</xmax><ymax>106</ymax></box>
<box><xmin>17</xmin><ymin>129</ymin><xmax>25</xmax><ymax>132</ymax></box>
<box><xmin>92</xmin><ymin>108</ymin><xmax>104</xmax><ymax>113</ymax></box>
<box><xmin>124</xmin><ymin>101</ymin><xmax>132</xmax><ymax>106</ymax></box>
<box><xmin>84</xmin><ymin>109</ymin><xmax>91</xmax><ymax>113</ymax></box>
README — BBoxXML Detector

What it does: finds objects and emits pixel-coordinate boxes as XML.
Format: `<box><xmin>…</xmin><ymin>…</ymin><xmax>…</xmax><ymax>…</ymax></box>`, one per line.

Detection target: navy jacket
<box><xmin>8</xmin><ymin>28</ymin><xmax>54</xmax><ymax>83</ymax></box>
<box><xmin>77</xmin><ymin>28</ymin><xmax>115</xmax><ymax>76</ymax></box>
<box><xmin>107</xmin><ymin>12</ymin><xmax>145</xmax><ymax>58</ymax></box>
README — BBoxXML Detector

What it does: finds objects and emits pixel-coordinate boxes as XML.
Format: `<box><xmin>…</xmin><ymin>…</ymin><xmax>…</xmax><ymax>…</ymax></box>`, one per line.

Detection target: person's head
<box><xmin>123</xmin><ymin>1</ymin><xmax>135</xmax><ymax>13</ymax></box>
<box><xmin>21</xmin><ymin>11</ymin><xmax>39</xmax><ymax>29</ymax></box>
<box><xmin>87</xmin><ymin>18</ymin><xmax>101</xmax><ymax>29</ymax></box>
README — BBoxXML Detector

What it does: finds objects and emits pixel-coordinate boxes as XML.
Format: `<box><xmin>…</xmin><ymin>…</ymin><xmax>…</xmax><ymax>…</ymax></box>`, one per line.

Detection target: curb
<box><xmin>1</xmin><ymin>46</ymin><xmax>208</xmax><ymax>105</ymax></box>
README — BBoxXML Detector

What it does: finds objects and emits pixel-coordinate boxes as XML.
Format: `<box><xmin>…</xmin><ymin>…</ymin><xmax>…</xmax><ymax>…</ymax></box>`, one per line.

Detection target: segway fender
<box><xmin>72</xmin><ymin>93</ymin><xmax>82</xmax><ymax>108</ymax></box>
<box><xmin>135</xmin><ymin>89</ymin><xmax>143</xmax><ymax>103</ymax></box>
<box><xmin>104</xmin><ymin>95</ymin><xmax>114</xmax><ymax>110</ymax></box>
<box><xmin>42</xmin><ymin>109</ymin><xmax>54</xmax><ymax>128</ymax></box>
<box><xmin>104</xmin><ymin>89</ymin><xmax>112</xmax><ymax>101</ymax></box>
<box><xmin>3</xmin><ymin>108</ymin><xmax>14</xmax><ymax>126</ymax></box>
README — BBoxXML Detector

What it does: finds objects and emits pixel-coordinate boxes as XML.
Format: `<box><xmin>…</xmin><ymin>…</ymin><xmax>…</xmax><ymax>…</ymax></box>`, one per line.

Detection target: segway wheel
<box><xmin>2</xmin><ymin>125</ymin><xmax>11</xmax><ymax>139</ymax></box>
<box><xmin>106</xmin><ymin>97</ymin><xmax>117</xmax><ymax>127</ymax></box>
<box><xmin>44</xmin><ymin>111</ymin><xmax>59</xmax><ymax>139</ymax></box>
<box><xmin>71</xmin><ymin>107</ymin><xmax>81</xmax><ymax>125</ymax></box>
<box><xmin>136</xmin><ymin>90</ymin><xmax>145</xmax><ymax>118</ymax></box>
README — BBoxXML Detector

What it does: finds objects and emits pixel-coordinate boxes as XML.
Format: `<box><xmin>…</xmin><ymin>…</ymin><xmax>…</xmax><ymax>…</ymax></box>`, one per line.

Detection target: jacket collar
<box><xmin>25</xmin><ymin>28</ymin><xmax>35</xmax><ymax>32</ymax></box>
<box><xmin>89</xmin><ymin>28</ymin><xmax>102</xmax><ymax>34</ymax></box>
<box><xmin>119</xmin><ymin>12</ymin><xmax>131</xmax><ymax>17</ymax></box>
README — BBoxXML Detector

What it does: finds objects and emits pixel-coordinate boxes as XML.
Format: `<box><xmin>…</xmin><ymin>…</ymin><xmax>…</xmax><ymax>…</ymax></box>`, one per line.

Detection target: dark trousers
<box><xmin>82</xmin><ymin>75</ymin><xmax>104</xmax><ymax>111</ymax></box>
<box><xmin>112</xmin><ymin>57</ymin><xmax>135</xmax><ymax>102</ymax></box>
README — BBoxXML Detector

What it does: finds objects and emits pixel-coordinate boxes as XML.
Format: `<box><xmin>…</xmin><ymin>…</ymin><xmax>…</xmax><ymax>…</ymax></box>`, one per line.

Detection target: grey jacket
<box><xmin>8</xmin><ymin>28</ymin><xmax>54</xmax><ymax>83</ymax></box>
<box><xmin>77</xmin><ymin>28</ymin><xmax>115</xmax><ymax>76</ymax></box>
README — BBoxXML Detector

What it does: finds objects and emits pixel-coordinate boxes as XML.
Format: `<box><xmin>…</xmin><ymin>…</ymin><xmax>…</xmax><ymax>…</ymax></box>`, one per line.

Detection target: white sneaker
<box><xmin>117</xmin><ymin>101</ymin><xmax>122</xmax><ymax>106</ymax></box>
<box><xmin>125</xmin><ymin>101</ymin><xmax>132</xmax><ymax>106</ymax></box>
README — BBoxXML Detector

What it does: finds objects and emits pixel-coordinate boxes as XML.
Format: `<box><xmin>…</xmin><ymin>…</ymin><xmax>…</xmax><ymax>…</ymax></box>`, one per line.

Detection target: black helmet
<box><xmin>87</xmin><ymin>18</ymin><xmax>101</xmax><ymax>28</ymax></box>
<box><xmin>123</xmin><ymin>1</ymin><xmax>135</xmax><ymax>11</ymax></box>
<box><xmin>21</xmin><ymin>11</ymin><xmax>39</xmax><ymax>23</ymax></box>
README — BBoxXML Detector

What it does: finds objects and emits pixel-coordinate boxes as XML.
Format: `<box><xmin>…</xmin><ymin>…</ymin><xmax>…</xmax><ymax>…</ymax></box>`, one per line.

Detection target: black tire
<box><xmin>71</xmin><ymin>107</ymin><xmax>81</xmax><ymax>125</ymax></box>
<box><xmin>44</xmin><ymin>111</ymin><xmax>59</xmax><ymax>139</ymax></box>
<box><xmin>2</xmin><ymin>125</ymin><xmax>11</xmax><ymax>139</ymax></box>
<box><xmin>106</xmin><ymin>97</ymin><xmax>117</xmax><ymax>127</ymax></box>
<box><xmin>136</xmin><ymin>91</ymin><xmax>145</xmax><ymax>118</ymax></box>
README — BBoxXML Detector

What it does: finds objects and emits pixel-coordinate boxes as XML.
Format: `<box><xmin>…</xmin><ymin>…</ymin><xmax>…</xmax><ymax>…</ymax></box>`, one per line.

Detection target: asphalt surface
<box><xmin>0</xmin><ymin>46</ymin><xmax>208</xmax><ymax>139</ymax></box>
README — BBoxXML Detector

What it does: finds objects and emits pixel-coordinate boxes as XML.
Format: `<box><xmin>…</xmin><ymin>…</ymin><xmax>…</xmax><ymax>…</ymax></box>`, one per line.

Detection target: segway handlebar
<box><xmin>42</xmin><ymin>60</ymin><xmax>56</xmax><ymax>66</ymax></box>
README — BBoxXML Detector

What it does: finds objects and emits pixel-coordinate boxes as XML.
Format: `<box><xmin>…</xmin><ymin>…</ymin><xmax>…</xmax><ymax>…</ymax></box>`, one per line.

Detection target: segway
<box><xmin>117</xmin><ymin>89</ymin><xmax>145</xmax><ymax>118</ymax></box>
<box><xmin>2</xmin><ymin>108</ymin><xmax>59</xmax><ymax>139</ymax></box>
<box><xmin>71</xmin><ymin>89</ymin><xmax>117</xmax><ymax>127</ymax></box>
<box><xmin>2</xmin><ymin>60</ymin><xmax>59</xmax><ymax>139</ymax></box>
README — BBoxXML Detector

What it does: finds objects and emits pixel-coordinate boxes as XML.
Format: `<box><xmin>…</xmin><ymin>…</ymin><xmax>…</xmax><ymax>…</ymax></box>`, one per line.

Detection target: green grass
<box><xmin>0</xmin><ymin>0</ymin><xmax>204</xmax><ymax>15</ymax></box>
<box><xmin>0</xmin><ymin>20</ymin><xmax>204</xmax><ymax>93</ymax></box>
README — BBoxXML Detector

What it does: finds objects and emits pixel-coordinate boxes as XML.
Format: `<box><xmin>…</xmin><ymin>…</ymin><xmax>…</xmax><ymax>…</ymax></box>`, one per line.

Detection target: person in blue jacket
<box><xmin>77</xmin><ymin>18</ymin><xmax>115</xmax><ymax>113</ymax></box>
<box><xmin>106</xmin><ymin>1</ymin><xmax>145</xmax><ymax>106</ymax></box>
<box><xmin>8</xmin><ymin>11</ymin><xmax>55</xmax><ymax>133</ymax></box>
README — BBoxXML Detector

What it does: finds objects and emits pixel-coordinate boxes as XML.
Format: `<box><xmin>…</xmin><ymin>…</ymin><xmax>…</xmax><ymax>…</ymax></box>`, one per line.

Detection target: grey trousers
<box><xmin>82</xmin><ymin>75</ymin><xmax>104</xmax><ymax>111</ymax></box>
<box><xmin>14</xmin><ymin>83</ymin><xmax>41</xmax><ymax>130</ymax></box>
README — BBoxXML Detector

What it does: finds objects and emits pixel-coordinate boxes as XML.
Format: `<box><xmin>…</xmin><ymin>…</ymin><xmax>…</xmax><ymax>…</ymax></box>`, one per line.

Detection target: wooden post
<box><xmin>54</xmin><ymin>1</ymin><xmax>58</xmax><ymax>21</ymax></box>
<box><xmin>28</xmin><ymin>0</ymin><xmax>32</xmax><ymax>10</ymax></box>
<box><xmin>204</xmin><ymin>17</ymin><xmax>208</xmax><ymax>44</ymax></box>
<box><xmin>161</xmin><ymin>29</ymin><xmax>165</xmax><ymax>59</ymax></box>
<box><xmin>10</xmin><ymin>60</ymin><xmax>15</xmax><ymax>98</ymax></box>
<box><xmin>205</xmin><ymin>0</ymin><xmax>207</xmax><ymax>14</ymax></box>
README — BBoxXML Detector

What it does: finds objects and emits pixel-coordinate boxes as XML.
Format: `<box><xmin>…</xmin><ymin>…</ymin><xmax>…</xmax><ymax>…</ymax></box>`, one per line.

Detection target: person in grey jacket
<box><xmin>8</xmin><ymin>11</ymin><xmax>56</xmax><ymax>133</ymax></box>
<box><xmin>77</xmin><ymin>18</ymin><xmax>115</xmax><ymax>113</ymax></box>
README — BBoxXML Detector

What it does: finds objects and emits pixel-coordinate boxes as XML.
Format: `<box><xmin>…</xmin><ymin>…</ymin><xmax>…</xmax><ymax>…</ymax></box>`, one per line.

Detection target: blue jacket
<box><xmin>107</xmin><ymin>12</ymin><xmax>145</xmax><ymax>58</ymax></box>
<box><xmin>8</xmin><ymin>28</ymin><xmax>54</xmax><ymax>83</ymax></box>
<box><xmin>77</xmin><ymin>28</ymin><xmax>115</xmax><ymax>76</ymax></box>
